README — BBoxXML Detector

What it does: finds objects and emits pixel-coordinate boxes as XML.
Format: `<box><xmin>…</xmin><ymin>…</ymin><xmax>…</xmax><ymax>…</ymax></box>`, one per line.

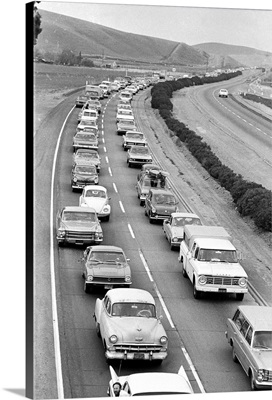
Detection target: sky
<box><xmin>38</xmin><ymin>0</ymin><xmax>272</xmax><ymax>53</ymax></box>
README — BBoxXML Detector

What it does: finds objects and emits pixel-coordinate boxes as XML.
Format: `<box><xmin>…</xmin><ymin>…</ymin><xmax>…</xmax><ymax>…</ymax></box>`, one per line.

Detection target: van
<box><xmin>225</xmin><ymin>305</ymin><xmax>272</xmax><ymax>390</ymax></box>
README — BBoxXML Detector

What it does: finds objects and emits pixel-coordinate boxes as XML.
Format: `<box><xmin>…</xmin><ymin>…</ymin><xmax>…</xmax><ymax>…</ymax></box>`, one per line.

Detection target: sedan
<box><xmin>73</xmin><ymin>149</ymin><xmax>101</xmax><ymax>172</ymax></box>
<box><xmin>117</xmin><ymin>119</ymin><xmax>137</xmax><ymax>135</ymax></box>
<box><xmin>145</xmin><ymin>188</ymin><xmax>179</xmax><ymax>223</ymax></box>
<box><xmin>137</xmin><ymin>163</ymin><xmax>161</xmax><ymax>181</ymax></box>
<box><xmin>136</xmin><ymin>170</ymin><xmax>169</xmax><ymax>206</ymax></box>
<box><xmin>71</xmin><ymin>164</ymin><xmax>99</xmax><ymax>191</ymax></box>
<box><xmin>79</xmin><ymin>185</ymin><xmax>111</xmax><ymax>221</ymax></box>
<box><xmin>77</xmin><ymin>119</ymin><xmax>98</xmax><ymax>132</ymax></box>
<box><xmin>93</xmin><ymin>288</ymin><xmax>168</xmax><ymax>363</ymax></box>
<box><xmin>107</xmin><ymin>365</ymin><xmax>193</xmax><ymax>396</ymax></box>
<box><xmin>127</xmin><ymin>145</ymin><xmax>153</xmax><ymax>167</ymax></box>
<box><xmin>73</xmin><ymin>132</ymin><xmax>98</xmax><ymax>152</ymax></box>
<box><xmin>56</xmin><ymin>206</ymin><xmax>103</xmax><ymax>246</ymax></box>
<box><xmin>81</xmin><ymin>245</ymin><xmax>132</xmax><ymax>293</ymax></box>
<box><xmin>116</xmin><ymin>109</ymin><xmax>134</xmax><ymax>123</ymax></box>
<box><xmin>75</xmin><ymin>94</ymin><xmax>89</xmax><ymax>108</ymax></box>
<box><xmin>219</xmin><ymin>88</ymin><xmax>229</xmax><ymax>98</ymax></box>
<box><xmin>123</xmin><ymin>131</ymin><xmax>147</xmax><ymax>150</ymax></box>
<box><xmin>162</xmin><ymin>212</ymin><xmax>202</xmax><ymax>250</ymax></box>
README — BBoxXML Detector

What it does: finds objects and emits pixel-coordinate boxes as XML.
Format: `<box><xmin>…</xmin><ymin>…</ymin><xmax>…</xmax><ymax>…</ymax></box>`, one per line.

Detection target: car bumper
<box><xmin>57</xmin><ymin>237</ymin><xmax>103</xmax><ymax>245</ymax></box>
<box><xmin>71</xmin><ymin>181</ymin><xmax>98</xmax><ymax>189</ymax></box>
<box><xmin>105</xmin><ymin>350</ymin><xmax>168</xmax><ymax>361</ymax></box>
<box><xmin>195</xmin><ymin>285</ymin><xmax>248</xmax><ymax>294</ymax></box>
<box><xmin>85</xmin><ymin>282</ymin><xmax>131</xmax><ymax>290</ymax></box>
<box><xmin>253</xmin><ymin>379</ymin><xmax>272</xmax><ymax>390</ymax></box>
<box><xmin>128</xmin><ymin>159</ymin><xmax>152</xmax><ymax>165</ymax></box>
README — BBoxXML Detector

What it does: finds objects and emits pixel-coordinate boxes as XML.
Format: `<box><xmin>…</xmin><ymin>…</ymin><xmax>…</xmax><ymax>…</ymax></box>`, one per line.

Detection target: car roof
<box><xmin>76</xmin><ymin>149</ymin><xmax>98</xmax><ymax>154</ymax></box>
<box><xmin>106</xmin><ymin>288</ymin><xmax>155</xmax><ymax>304</ymax></box>
<box><xmin>62</xmin><ymin>206</ymin><xmax>96</xmax><ymax>213</ymax></box>
<box><xmin>171</xmin><ymin>212</ymin><xmax>200</xmax><ymax>219</ymax></box>
<box><xmin>83</xmin><ymin>185</ymin><xmax>107</xmax><ymax>191</ymax></box>
<box><xmin>195</xmin><ymin>238</ymin><xmax>236</xmax><ymax>250</ymax></box>
<box><xmin>237</xmin><ymin>306</ymin><xmax>272</xmax><ymax>330</ymax></box>
<box><xmin>89</xmin><ymin>245</ymin><xmax>124</xmax><ymax>253</ymax></box>
<box><xmin>142</xmin><ymin>163</ymin><xmax>159</xmax><ymax>170</ymax></box>
<box><xmin>125</xmin><ymin>372</ymin><xmax>191</xmax><ymax>394</ymax></box>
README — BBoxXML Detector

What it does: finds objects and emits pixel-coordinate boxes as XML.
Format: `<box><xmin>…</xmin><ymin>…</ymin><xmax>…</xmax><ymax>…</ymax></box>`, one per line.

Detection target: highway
<box><xmin>34</xmin><ymin>82</ymin><xmax>271</xmax><ymax>398</ymax></box>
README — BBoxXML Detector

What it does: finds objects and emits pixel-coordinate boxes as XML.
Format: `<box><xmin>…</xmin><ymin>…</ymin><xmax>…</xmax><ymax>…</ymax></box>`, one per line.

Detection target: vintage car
<box><xmin>99</xmin><ymin>84</ymin><xmax>110</xmax><ymax>97</ymax></box>
<box><xmin>86</xmin><ymin>99</ymin><xmax>101</xmax><ymax>113</ymax></box>
<box><xmin>225</xmin><ymin>305</ymin><xmax>272</xmax><ymax>390</ymax></box>
<box><xmin>219</xmin><ymin>88</ymin><xmax>229</xmax><ymax>98</ymax></box>
<box><xmin>136</xmin><ymin>163</ymin><xmax>161</xmax><ymax>181</ymax></box>
<box><xmin>79</xmin><ymin>108</ymin><xmax>98</xmax><ymax>123</ymax></box>
<box><xmin>77</xmin><ymin>119</ymin><xmax>98</xmax><ymax>132</ymax></box>
<box><xmin>73</xmin><ymin>149</ymin><xmax>101</xmax><ymax>172</ymax></box>
<box><xmin>117</xmin><ymin>103</ymin><xmax>132</xmax><ymax>112</ymax></box>
<box><xmin>163</xmin><ymin>212</ymin><xmax>202</xmax><ymax>250</ymax></box>
<box><xmin>119</xmin><ymin>90</ymin><xmax>132</xmax><ymax>102</ymax></box>
<box><xmin>56</xmin><ymin>206</ymin><xmax>103</xmax><ymax>246</ymax></box>
<box><xmin>117</xmin><ymin>119</ymin><xmax>137</xmax><ymax>135</ymax></box>
<box><xmin>81</xmin><ymin>126</ymin><xmax>99</xmax><ymax>137</ymax></box>
<box><xmin>107</xmin><ymin>365</ymin><xmax>193</xmax><ymax>396</ymax></box>
<box><xmin>79</xmin><ymin>185</ymin><xmax>111</xmax><ymax>221</ymax></box>
<box><xmin>93</xmin><ymin>288</ymin><xmax>168</xmax><ymax>363</ymax></box>
<box><xmin>75</xmin><ymin>94</ymin><xmax>89</xmax><ymax>108</ymax></box>
<box><xmin>116</xmin><ymin>109</ymin><xmax>134</xmax><ymax>123</ymax></box>
<box><xmin>136</xmin><ymin>170</ymin><xmax>169</xmax><ymax>206</ymax></box>
<box><xmin>145</xmin><ymin>188</ymin><xmax>179</xmax><ymax>223</ymax></box>
<box><xmin>81</xmin><ymin>245</ymin><xmax>132</xmax><ymax>293</ymax></box>
<box><xmin>73</xmin><ymin>132</ymin><xmax>99</xmax><ymax>152</ymax></box>
<box><xmin>71</xmin><ymin>164</ymin><xmax>99</xmax><ymax>191</ymax></box>
<box><xmin>127</xmin><ymin>145</ymin><xmax>153</xmax><ymax>167</ymax></box>
<box><xmin>123</xmin><ymin>131</ymin><xmax>147</xmax><ymax>151</ymax></box>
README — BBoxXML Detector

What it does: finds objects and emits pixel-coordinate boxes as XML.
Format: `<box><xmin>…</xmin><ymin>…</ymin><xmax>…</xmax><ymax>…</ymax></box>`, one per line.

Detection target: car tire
<box><xmin>149</xmin><ymin>213</ymin><xmax>154</xmax><ymax>224</ymax></box>
<box><xmin>232</xmin><ymin>346</ymin><xmax>238</xmax><ymax>363</ymax></box>
<box><xmin>182</xmin><ymin>263</ymin><xmax>188</xmax><ymax>278</ymax></box>
<box><xmin>193</xmin><ymin>279</ymin><xmax>200</xmax><ymax>299</ymax></box>
<box><xmin>58</xmin><ymin>241</ymin><xmax>64</xmax><ymax>247</ymax></box>
<box><xmin>84</xmin><ymin>282</ymin><xmax>92</xmax><ymax>294</ymax></box>
<box><xmin>236</xmin><ymin>293</ymin><xmax>244</xmax><ymax>301</ymax></box>
<box><xmin>128</xmin><ymin>163</ymin><xmax>131</xmax><ymax>168</ymax></box>
<box><xmin>249</xmin><ymin>371</ymin><xmax>256</xmax><ymax>391</ymax></box>
<box><xmin>95</xmin><ymin>321</ymin><xmax>101</xmax><ymax>338</ymax></box>
<box><xmin>103</xmin><ymin>215</ymin><xmax>110</xmax><ymax>222</ymax></box>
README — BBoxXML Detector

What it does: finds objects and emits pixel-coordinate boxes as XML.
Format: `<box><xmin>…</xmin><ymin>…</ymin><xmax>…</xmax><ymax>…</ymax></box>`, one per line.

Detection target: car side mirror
<box><xmin>126</xmin><ymin>258</ymin><xmax>130</xmax><ymax>262</ymax></box>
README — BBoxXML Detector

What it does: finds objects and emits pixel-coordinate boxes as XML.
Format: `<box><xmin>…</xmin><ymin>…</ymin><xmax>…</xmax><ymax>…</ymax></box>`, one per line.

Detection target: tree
<box><xmin>34</xmin><ymin>2</ymin><xmax>42</xmax><ymax>45</ymax></box>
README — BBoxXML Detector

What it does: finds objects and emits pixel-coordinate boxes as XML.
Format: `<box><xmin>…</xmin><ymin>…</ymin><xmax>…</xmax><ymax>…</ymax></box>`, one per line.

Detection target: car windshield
<box><xmin>197</xmin><ymin>249</ymin><xmax>238</xmax><ymax>263</ymax></box>
<box><xmin>74</xmin><ymin>166</ymin><xmax>96</xmax><ymax>174</ymax></box>
<box><xmin>153</xmin><ymin>194</ymin><xmax>176</xmax><ymax>205</ymax></box>
<box><xmin>252</xmin><ymin>331</ymin><xmax>272</xmax><ymax>349</ymax></box>
<box><xmin>83</xmin><ymin>128</ymin><xmax>97</xmax><ymax>134</ymax></box>
<box><xmin>62</xmin><ymin>211</ymin><xmax>96</xmax><ymax>222</ymax></box>
<box><xmin>75</xmin><ymin>134</ymin><xmax>95</xmax><ymax>141</ymax></box>
<box><xmin>120</xmin><ymin>120</ymin><xmax>134</xmax><ymax>126</ymax></box>
<box><xmin>126</xmin><ymin>132</ymin><xmax>143</xmax><ymax>139</ymax></box>
<box><xmin>142</xmin><ymin>179</ymin><xmax>151</xmax><ymax>187</ymax></box>
<box><xmin>172</xmin><ymin>217</ymin><xmax>201</xmax><ymax>227</ymax></box>
<box><xmin>76</xmin><ymin>153</ymin><xmax>97</xmax><ymax>160</ymax></box>
<box><xmin>79</xmin><ymin>120</ymin><xmax>96</xmax><ymax>126</ymax></box>
<box><xmin>119</xmin><ymin>110</ymin><xmax>133</xmax><ymax>115</ymax></box>
<box><xmin>112</xmin><ymin>302</ymin><xmax>156</xmax><ymax>318</ymax></box>
<box><xmin>131</xmin><ymin>147</ymin><xmax>149</xmax><ymax>154</ymax></box>
<box><xmin>79</xmin><ymin>96</ymin><xmax>88</xmax><ymax>101</ymax></box>
<box><xmin>85</xmin><ymin>189</ymin><xmax>106</xmax><ymax>198</ymax></box>
<box><xmin>89</xmin><ymin>251</ymin><xmax>126</xmax><ymax>264</ymax></box>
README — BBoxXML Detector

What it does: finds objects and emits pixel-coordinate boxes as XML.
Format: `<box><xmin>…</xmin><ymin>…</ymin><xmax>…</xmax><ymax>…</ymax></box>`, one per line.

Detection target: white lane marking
<box><xmin>105</xmin><ymin>156</ymin><xmax>109</xmax><ymax>163</ymax></box>
<box><xmin>49</xmin><ymin>107</ymin><xmax>76</xmax><ymax>399</ymax></box>
<box><xmin>102</xmin><ymin>137</ymin><xmax>105</xmax><ymax>144</ymax></box>
<box><xmin>104</xmin><ymin>146</ymin><xmax>107</xmax><ymax>153</ymax></box>
<box><xmin>113</xmin><ymin>183</ymin><xmax>118</xmax><ymax>193</ymax></box>
<box><xmin>181</xmin><ymin>346</ymin><xmax>206</xmax><ymax>393</ymax></box>
<box><xmin>108</xmin><ymin>167</ymin><xmax>112</xmax><ymax>176</ymax></box>
<box><xmin>101</xmin><ymin>130</ymin><xmax>104</xmax><ymax>136</ymax></box>
<box><xmin>119</xmin><ymin>201</ymin><xmax>125</xmax><ymax>213</ymax></box>
<box><xmin>128</xmin><ymin>223</ymin><xmax>135</xmax><ymax>239</ymax></box>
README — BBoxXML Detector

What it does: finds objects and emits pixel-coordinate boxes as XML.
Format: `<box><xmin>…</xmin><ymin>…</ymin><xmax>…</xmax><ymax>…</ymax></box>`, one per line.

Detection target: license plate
<box><xmin>104</xmin><ymin>285</ymin><xmax>113</xmax><ymax>290</ymax></box>
<box><xmin>134</xmin><ymin>353</ymin><xmax>145</xmax><ymax>360</ymax></box>
<box><xmin>218</xmin><ymin>288</ymin><xmax>227</xmax><ymax>292</ymax></box>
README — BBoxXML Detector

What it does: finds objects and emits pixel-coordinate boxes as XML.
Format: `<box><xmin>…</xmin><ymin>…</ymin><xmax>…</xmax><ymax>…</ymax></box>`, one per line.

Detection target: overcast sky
<box><xmin>38</xmin><ymin>0</ymin><xmax>272</xmax><ymax>53</ymax></box>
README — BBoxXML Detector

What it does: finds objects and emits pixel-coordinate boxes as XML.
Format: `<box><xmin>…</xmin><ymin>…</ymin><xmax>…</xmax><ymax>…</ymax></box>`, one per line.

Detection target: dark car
<box><xmin>144</xmin><ymin>188</ymin><xmax>179</xmax><ymax>223</ymax></box>
<box><xmin>71</xmin><ymin>164</ymin><xmax>99</xmax><ymax>191</ymax></box>
<box><xmin>75</xmin><ymin>94</ymin><xmax>89</xmax><ymax>108</ymax></box>
<box><xmin>73</xmin><ymin>132</ymin><xmax>99</xmax><ymax>152</ymax></box>
<box><xmin>137</xmin><ymin>163</ymin><xmax>161</xmax><ymax>181</ymax></box>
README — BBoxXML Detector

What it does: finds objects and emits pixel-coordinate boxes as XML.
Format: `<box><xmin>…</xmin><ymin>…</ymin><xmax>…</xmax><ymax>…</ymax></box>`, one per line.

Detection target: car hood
<box><xmin>74</xmin><ymin>173</ymin><xmax>97</xmax><ymax>179</ymax></box>
<box><xmin>169</xmin><ymin>227</ymin><xmax>184</xmax><ymax>237</ymax></box>
<box><xmin>108</xmin><ymin>317</ymin><xmax>166</xmax><ymax>343</ymax></box>
<box><xmin>252</xmin><ymin>350</ymin><xmax>272</xmax><ymax>369</ymax></box>
<box><xmin>130</xmin><ymin>154</ymin><xmax>152</xmax><ymax>159</ymax></box>
<box><xmin>87</xmin><ymin>263</ymin><xmax>130</xmax><ymax>277</ymax></box>
<box><xmin>82</xmin><ymin>198</ymin><xmax>107</xmax><ymax>212</ymax></box>
<box><xmin>195</xmin><ymin>261</ymin><xmax>247</xmax><ymax>277</ymax></box>
<box><xmin>74</xmin><ymin>139</ymin><xmax>97</xmax><ymax>145</ymax></box>
<box><xmin>61</xmin><ymin>221</ymin><xmax>99</xmax><ymax>231</ymax></box>
<box><xmin>154</xmin><ymin>204</ymin><xmax>177</xmax><ymax>213</ymax></box>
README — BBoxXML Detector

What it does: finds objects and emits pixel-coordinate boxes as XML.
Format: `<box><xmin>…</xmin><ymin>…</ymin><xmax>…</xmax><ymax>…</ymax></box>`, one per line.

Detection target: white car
<box><xmin>94</xmin><ymin>288</ymin><xmax>168</xmax><ymax>364</ymax></box>
<box><xmin>219</xmin><ymin>88</ymin><xmax>229</xmax><ymax>98</ymax></box>
<box><xmin>107</xmin><ymin>365</ymin><xmax>193</xmax><ymax>396</ymax></box>
<box><xmin>163</xmin><ymin>212</ymin><xmax>202</xmax><ymax>250</ymax></box>
<box><xmin>79</xmin><ymin>185</ymin><xmax>111</xmax><ymax>221</ymax></box>
<box><xmin>116</xmin><ymin>109</ymin><xmax>134</xmax><ymax>123</ymax></box>
<box><xmin>77</xmin><ymin>119</ymin><xmax>98</xmax><ymax>132</ymax></box>
<box><xmin>119</xmin><ymin>91</ymin><xmax>132</xmax><ymax>102</ymax></box>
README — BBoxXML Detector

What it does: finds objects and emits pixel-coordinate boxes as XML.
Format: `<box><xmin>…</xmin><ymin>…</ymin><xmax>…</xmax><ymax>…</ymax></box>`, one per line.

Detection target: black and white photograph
<box><xmin>4</xmin><ymin>1</ymin><xmax>272</xmax><ymax>399</ymax></box>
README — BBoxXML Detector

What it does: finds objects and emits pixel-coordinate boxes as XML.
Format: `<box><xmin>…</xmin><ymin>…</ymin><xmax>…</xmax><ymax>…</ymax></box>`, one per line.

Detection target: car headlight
<box><xmin>160</xmin><ymin>336</ymin><xmax>168</xmax><ymax>345</ymax></box>
<box><xmin>73</xmin><ymin>177</ymin><xmax>77</xmax><ymax>182</ymax></box>
<box><xmin>238</xmin><ymin>277</ymin><xmax>247</xmax><ymax>287</ymax></box>
<box><xmin>87</xmin><ymin>275</ymin><xmax>93</xmax><ymax>282</ymax></box>
<box><xmin>109</xmin><ymin>335</ymin><xmax>118</xmax><ymax>344</ymax></box>
<box><xmin>198</xmin><ymin>275</ymin><xmax>207</xmax><ymax>285</ymax></box>
<box><xmin>58</xmin><ymin>228</ymin><xmax>66</xmax><ymax>237</ymax></box>
<box><xmin>172</xmin><ymin>237</ymin><xmax>178</xmax><ymax>242</ymax></box>
<box><xmin>125</xmin><ymin>276</ymin><xmax>131</xmax><ymax>282</ymax></box>
<box><xmin>151</xmin><ymin>205</ymin><xmax>156</xmax><ymax>213</ymax></box>
<box><xmin>102</xmin><ymin>205</ymin><xmax>110</xmax><ymax>213</ymax></box>
<box><xmin>94</xmin><ymin>177</ymin><xmax>98</xmax><ymax>183</ymax></box>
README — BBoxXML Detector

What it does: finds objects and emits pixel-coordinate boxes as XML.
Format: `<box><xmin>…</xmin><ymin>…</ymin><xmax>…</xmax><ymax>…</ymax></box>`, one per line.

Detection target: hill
<box><xmin>193</xmin><ymin>42</ymin><xmax>272</xmax><ymax>67</ymax></box>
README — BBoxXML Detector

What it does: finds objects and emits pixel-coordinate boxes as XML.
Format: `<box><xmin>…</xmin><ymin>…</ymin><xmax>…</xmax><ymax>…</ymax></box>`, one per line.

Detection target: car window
<box><xmin>111</xmin><ymin>302</ymin><xmax>156</xmax><ymax>318</ymax></box>
<box><xmin>62</xmin><ymin>211</ymin><xmax>95</xmax><ymax>222</ymax></box>
<box><xmin>233</xmin><ymin>310</ymin><xmax>245</xmax><ymax>331</ymax></box>
<box><xmin>85</xmin><ymin>190</ymin><xmax>106</xmax><ymax>198</ymax></box>
<box><xmin>253</xmin><ymin>331</ymin><xmax>272</xmax><ymax>349</ymax></box>
<box><xmin>240</xmin><ymin>320</ymin><xmax>249</xmax><ymax>337</ymax></box>
<box><xmin>90</xmin><ymin>251</ymin><xmax>126</xmax><ymax>263</ymax></box>
<box><xmin>245</xmin><ymin>326</ymin><xmax>253</xmax><ymax>345</ymax></box>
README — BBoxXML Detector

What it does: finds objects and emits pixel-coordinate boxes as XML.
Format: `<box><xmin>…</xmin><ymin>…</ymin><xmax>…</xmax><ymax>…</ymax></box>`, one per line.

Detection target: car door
<box><xmin>164</xmin><ymin>217</ymin><xmax>171</xmax><ymax>240</ymax></box>
<box><xmin>145</xmin><ymin>191</ymin><xmax>152</xmax><ymax>213</ymax></box>
<box><xmin>82</xmin><ymin>247</ymin><xmax>91</xmax><ymax>277</ymax></box>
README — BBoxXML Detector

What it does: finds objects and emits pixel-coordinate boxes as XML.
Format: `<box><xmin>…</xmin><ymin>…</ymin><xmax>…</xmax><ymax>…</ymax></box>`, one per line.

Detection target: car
<box><xmin>136</xmin><ymin>169</ymin><xmax>169</xmax><ymax>206</ymax></box>
<box><xmin>71</xmin><ymin>163</ymin><xmax>99</xmax><ymax>191</ymax></box>
<box><xmin>73</xmin><ymin>149</ymin><xmax>101</xmax><ymax>171</ymax></box>
<box><xmin>56</xmin><ymin>206</ymin><xmax>103</xmax><ymax>246</ymax></box>
<box><xmin>110</xmin><ymin>83</ymin><xmax>120</xmax><ymax>92</ymax></box>
<box><xmin>162</xmin><ymin>212</ymin><xmax>202</xmax><ymax>250</ymax></box>
<box><xmin>77</xmin><ymin>119</ymin><xmax>98</xmax><ymax>132</ymax></box>
<box><xmin>219</xmin><ymin>88</ymin><xmax>229</xmax><ymax>98</ymax></box>
<box><xmin>93</xmin><ymin>288</ymin><xmax>168</xmax><ymax>363</ymax></box>
<box><xmin>123</xmin><ymin>131</ymin><xmax>147</xmax><ymax>150</ymax></box>
<box><xmin>117</xmin><ymin>119</ymin><xmax>137</xmax><ymax>135</ymax></box>
<box><xmin>99</xmin><ymin>83</ymin><xmax>110</xmax><ymax>97</ymax></box>
<box><xmin>73</xmin><ymin>132</ymin><xmax>99</xmax><ymax>152</ymax></box>
<box><xmin>127</xmin><ymin>145</ymin><xmax>153</xmax><ymax>167</ymax></box>
<box><xmin>79</xmin><ymin>108</ymin><xmax>98</xmax><ymax>123</ymax></box>
<box><xmin>107</xmin><ymin>365</ymin><xmax>194</xmax><ymax>396</ymax></box>
<box><xmin>119</xmin><ymin>90</ymin><xmax>132</xmax><ymax>102</ymax></box>
<box><xmin>117</xmin><ymin>103</ymin><xmax>132</xmax><ymax>112</ymax></box>
<box><xmin>137</xmin><ymin>163</ymin><xmax>161</xmax><ymax>181</ymax></box>
<box><xmin>86</xmin><ymin>99</ymin><xmax>101</xmax><ymax>114</ymax></box>
<box><xmin>116</xmin><ymin>109</ymin><xmax>134</xmax><ymax>123</ymax></box>
<box><xmin>75</xmin><ymin>94</ymin><xmax>89</xmax><ymax>107</ymax></box>
<box><xmin>144</xmin><ymin>188</ymin><xmax>179</xmax><ymax>223</ymax></box>
<box><xmin>81</xmin><ymin>126</ymin><xmax>99</xmax><ymax>137</ymax></box>
<box><xmin>81</xmin><ymin>245</ymin><xmax>132</xmax><ymax>293</ymax></box>
<box><xmin>79</xmin><ymin>185</ymin><xmax>111</xmax><ymax>221</ymax></box>
<box><xmin>225</xmin><ymin>305</ymin><xmax>272</xmax><ymax>390</ymax></box>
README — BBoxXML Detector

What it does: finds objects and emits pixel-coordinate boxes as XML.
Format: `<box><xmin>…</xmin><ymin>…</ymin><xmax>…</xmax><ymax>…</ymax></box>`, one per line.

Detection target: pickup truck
<box><xmin>178</xmin><ymin>225</ymin><xmax>248</xmax><ymax>300</ymax></box>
